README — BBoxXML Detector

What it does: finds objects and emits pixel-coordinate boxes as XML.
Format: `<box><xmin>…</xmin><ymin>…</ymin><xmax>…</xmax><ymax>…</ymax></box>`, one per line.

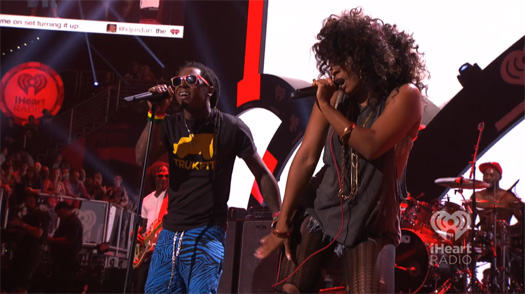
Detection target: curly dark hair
<box><xmin>178</xmin><ymin>61</ymin><xmax>221</xmax><ymax>108</ymax></box>
<box><xmin>312</xmin><ymin>7</ymin><xmax>428</xmax><ymax>104</ymax></box>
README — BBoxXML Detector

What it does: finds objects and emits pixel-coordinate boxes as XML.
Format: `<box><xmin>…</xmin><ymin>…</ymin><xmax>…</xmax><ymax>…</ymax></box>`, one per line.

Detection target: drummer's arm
<box><xmin>512</xmin><ymin>203</ymin><xmax>523</xmax><ymax>225</ymax></box>
<box><xmin>508</xmin><ymin>192</ymin><xmax>523</xmax><ymax>224</ymax></box>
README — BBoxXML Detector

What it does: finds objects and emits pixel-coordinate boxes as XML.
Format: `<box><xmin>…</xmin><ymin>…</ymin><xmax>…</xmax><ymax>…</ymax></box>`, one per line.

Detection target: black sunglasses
<box><xmin>156</xmin><ymin>174</ymin><xmax>169</xmax><ymax>179</ymax></box>
<box><xmin>171</xmin><ymin>74</ymin><xmax>210</xmax><ymax>87</ymax></box>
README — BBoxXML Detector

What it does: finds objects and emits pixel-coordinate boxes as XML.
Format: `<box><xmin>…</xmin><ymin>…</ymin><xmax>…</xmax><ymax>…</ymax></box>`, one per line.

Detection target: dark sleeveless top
<box><xmin>305</xmin><ymin>99</ymin><xmax>403</xmax><ymax>247</ymax></box>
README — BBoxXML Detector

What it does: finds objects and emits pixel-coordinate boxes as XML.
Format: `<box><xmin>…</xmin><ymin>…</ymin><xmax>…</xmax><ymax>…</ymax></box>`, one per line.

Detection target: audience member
<box><xmin>39</xmin><ymin>109</ymin><xmax>55</xmax><ymax>145</ymax></box>
<box><xmin>28</xmin><ymin>0</ymin><xmax>58</xmax><ymax>18</ymax></box>
<box><xmin>43</xmin><ymin>167</ymin><xmax>66</xmax><ymax>196</ymax></box>
<box><xmin>124</xmin><ymin>61</ymin><xmax>143</xmax><ymax>80</ymax></box>
<box><xmin>40</xmin><ymin>165</ymin><xmax>50</xmax><ymax>182</ymax></box>
<box><xmin>21</xmin><ymin>149</ymin><xmax>35</xmax><ymax>166</ymax></box>
<box><xmin>47</xmin><ymin>201</ymin><xmax>84</xmax><ymax>293</ymax></box>
<box><xmin>78</xmin><ymin>168</ymin><xmax>87</xmax><ymax>183</ymax></box>
<box><xmin>42</xmin><ymin>195</ymin><xmax>59</xmax><ymax>236</ymax></box>
<box><xmin>39</xmin><ymin>108</ymin><xmax>54</xmax><ymax>128</ymax></box>
<box><xmin>86</xmin><ymin>171</ymin><xmax>107</xmax><ymax>201</ymax></box>
<box><xmin>61</xmin><ymin>167</ymin><xmax>70</xmax><ymax>182</ymax></box>
<box><xmin>101</xmin><ymin>71</ymin><xmax>117</xmax><ymax>91</ymax></box>
<box><xmin>141</xmin><ymin>65</ymin><xmax>157</xmax><ymax>81</ymax></box>
<box><xmin>14</xmin><ymin>163</ymin><xmax>29</xmax><ymax>184</ymax></box>
<box><xmin>1</xmin><ymin>117</ymin><xmax>20</xmax><ymax>151</ymax></box>
<box><xmin>0</xmin><ymin>177</ymin><xmax>13</xmax><ymax>228</ymax></box>
<box><xmin>5</xmin><ymin>190</ymin><xmax>50</xmax><ymax>293</ymax></box>
<box><xmin>33</xmin><ymin>162</ymin><xmax>42</xmax><ymax>175</ymax></box>
<box><xmin>22</xmin><ymin>115</ymin><xmax>39</xmax><ymax>156</ymax></box>
<box><xmin>63</xmin><ymin>170</ymin><xmax>91</xmax><ymax>208</ymax></box>
<box><xmin>20</xmin><ymin>165</ymin><xmax>42</xmax><ymax>192</ymax></box>
<box><xmin>50</xmin><ymin>153</ymin><xmax>70</xmax><ymax>171</ymax></box>
<box><xmin>1</xmin><ymin>161</ymin><xmax>16</xmax><ymax>190</ymax></box>
<box><xmin>0</xmin><ymin>146</ymin><xmax>8</xmax><ymax>166</ymax></box>
<box><xmin>107</xmin><ymin>174</ymin><xmax>129</xmax><ymax>208</ymax></box>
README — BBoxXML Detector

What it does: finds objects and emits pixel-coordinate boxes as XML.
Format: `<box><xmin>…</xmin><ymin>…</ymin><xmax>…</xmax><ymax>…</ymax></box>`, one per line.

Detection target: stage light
<box><xmin>94</xmin><ymin>81</ymin><xmax>99</xmax><ymax>86</ymax></box>
<box><xmin>457</xmin><ymin>62</ymin><xmax>482</xmax><ymax>87</ymax></box>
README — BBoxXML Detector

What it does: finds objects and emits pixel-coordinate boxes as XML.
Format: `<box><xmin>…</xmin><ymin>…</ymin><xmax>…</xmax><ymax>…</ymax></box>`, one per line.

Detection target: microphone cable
<box><xmin>272</xmin><ymin>130</ymin><xmax>346</xmax><ymax>288</ymax></box>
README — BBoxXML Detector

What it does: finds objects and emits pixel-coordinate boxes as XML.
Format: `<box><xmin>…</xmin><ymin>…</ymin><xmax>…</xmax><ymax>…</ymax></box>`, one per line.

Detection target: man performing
<box><xmin>132</xmin><ymin>161</ymin><xmax>169</xmax><ymax>293</ymax></box>
<box><xmin>469</xmin><ymin>161</ymin><xmax>523</xmax><ymax>292</ymax></box>
<box><xmin>135</xmin><ymin>61</ymin><xmax>281</xmax><ymax>293</ymax></box>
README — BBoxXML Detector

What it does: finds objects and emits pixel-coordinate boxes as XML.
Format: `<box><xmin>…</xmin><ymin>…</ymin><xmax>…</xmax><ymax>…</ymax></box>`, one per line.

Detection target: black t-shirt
<box><xmin>160</xmin><ymin>110</ymin><xmax>256</xmax><ymax>231</ymax></box>
<box><xmin>18</xmin><ymin>207</ymin><xmax>50</xmax><ymax>251</ymax></box>
<box><xmin>51</xmin><ymin>213</ymin><xmax>83</xmax><ymax>261</ymax></box>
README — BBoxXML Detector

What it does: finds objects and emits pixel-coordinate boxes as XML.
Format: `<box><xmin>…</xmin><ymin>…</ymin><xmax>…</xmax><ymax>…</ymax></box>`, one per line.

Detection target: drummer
<box><xmin>468</xmin><ymin>162</ymin><xmax>522</xmax><ymax>233</ymax></box>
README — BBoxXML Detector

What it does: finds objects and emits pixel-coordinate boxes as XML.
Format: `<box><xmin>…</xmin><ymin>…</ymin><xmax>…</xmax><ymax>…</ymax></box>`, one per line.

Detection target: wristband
<box><xmin>271</xmin><ymin>211</ymin><xmax>280</xmax><ymax>229</ymax></box>
<box><xmin>339</xmin><ymin>122</ymin><xmax>355</xmax><ymax>144</ymax></box>
<box><xmin>147</xmin><ymin>110</ymin><xmax>166</xmax><ymax>124</ymax></box>
<box><xmin>271</xmin><ymin>228</ymin><xmax>290</xmax><ymax>239</ymax></box>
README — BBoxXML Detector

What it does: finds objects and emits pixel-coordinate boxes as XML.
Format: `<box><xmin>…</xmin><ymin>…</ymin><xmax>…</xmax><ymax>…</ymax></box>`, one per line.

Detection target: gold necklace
<box><xmin>338</xmin><ymin>110</ymin><xmax>373</xmax><ymax>200</ymax></box>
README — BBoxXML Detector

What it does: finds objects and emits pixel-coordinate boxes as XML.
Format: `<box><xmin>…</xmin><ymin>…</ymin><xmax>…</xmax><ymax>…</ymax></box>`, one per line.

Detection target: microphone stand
<box><xmin>123</xmin><ymin>103</ymin><xmax>158</xmax><ymax>293</ymax></box>
<box><xmin>468</xmin><ymin>122</ymin><xmax>484</xmax><ymax>292</ymax></box>
<box><xmin>505</xmin><ymin>179</ymin><xmax>524</xmax><ymax>291</ymax></box>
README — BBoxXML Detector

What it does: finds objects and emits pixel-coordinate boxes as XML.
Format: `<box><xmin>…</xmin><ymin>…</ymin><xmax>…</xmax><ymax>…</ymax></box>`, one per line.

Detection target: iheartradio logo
<box><xmin>430</xmin><ymin>209</ymin><xmax>470</xmax><ymax>241</ymax></box>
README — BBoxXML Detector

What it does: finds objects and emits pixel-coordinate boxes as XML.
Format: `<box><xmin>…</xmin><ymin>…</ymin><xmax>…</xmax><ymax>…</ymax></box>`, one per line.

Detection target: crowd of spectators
<box><xmin>0</xmin><ymin>145</ymin><xmax>136</xmax><ymax>292</ymax></box>
<box><xmin>1</xmin><ymin>152</ymin><xmax>134</xmax><ymax>219</ymax></box>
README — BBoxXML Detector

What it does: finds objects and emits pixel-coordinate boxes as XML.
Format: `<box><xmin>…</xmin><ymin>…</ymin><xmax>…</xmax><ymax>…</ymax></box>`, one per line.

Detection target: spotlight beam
<box><xmin>83</xmin><ymin>33</ymin><xmax>98</xmax><ymax>85</ymax></box>
<box><xmin>88</xmin><ymin>44</ymin><xmax>127</xmax><ymax>82</ymax></box>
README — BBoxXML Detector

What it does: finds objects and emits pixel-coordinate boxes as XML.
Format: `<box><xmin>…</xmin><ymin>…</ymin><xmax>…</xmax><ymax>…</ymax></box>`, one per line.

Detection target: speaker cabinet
<box><xmin>218</xmin><ymin>220</ymin><xmax>243</xmax><ymax>294</ymax></box>
<box><xmin>237</xmin><ymin>220</ymin><xmax>280</xmax><ymax>293</ymax></box>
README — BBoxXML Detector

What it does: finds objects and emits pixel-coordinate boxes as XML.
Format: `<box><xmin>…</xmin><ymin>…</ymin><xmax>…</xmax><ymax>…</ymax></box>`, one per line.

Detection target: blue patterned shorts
<box><xmin>145</xmin><ymin>225</ymin><xmax>226</xmax><ymax>294</ymax></box>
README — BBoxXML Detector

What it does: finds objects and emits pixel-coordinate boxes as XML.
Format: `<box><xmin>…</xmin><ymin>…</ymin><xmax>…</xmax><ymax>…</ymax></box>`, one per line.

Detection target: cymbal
<box><xmin>435</xmin><ymin>177</ymin><xmax>490</xmax><ymax>189</ymax></box>
<box><xmin>463</xmin><ymin>199</ymin><xmax>523</xmax><ymax>210</ymax></box>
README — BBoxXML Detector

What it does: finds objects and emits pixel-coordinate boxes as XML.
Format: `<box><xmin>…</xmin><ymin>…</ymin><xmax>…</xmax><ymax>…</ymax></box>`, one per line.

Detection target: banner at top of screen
<box><xmin>0</xmin><ymin>14</ymin><xmax>184</xmax><ymax>38</ymax></box>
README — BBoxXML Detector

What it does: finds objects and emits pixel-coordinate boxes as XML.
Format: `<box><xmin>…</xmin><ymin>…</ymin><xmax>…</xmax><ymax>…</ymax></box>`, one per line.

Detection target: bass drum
<box><xmin>395</xmin><ymin>228</ymin><xmax>455</xmax><ymax>293</ymax></box>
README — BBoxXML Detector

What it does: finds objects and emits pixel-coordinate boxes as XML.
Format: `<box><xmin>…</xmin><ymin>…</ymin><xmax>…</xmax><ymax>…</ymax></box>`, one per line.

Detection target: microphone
<box><xmin>478</xmin><ymin>121</ymin><xmax>485</xmax><ymax>131</ymax></box>
<box><xmin>290</xmin><ymin>86</ymin><xmax>317</xmax><ymax>99</ymax></box>
<box><xmin>124</xmin><ymin>90</ymin><xmax>170</xmax><ymax>102</ymax></box>
<box><xmin>290</xmin><ymin>79</ymin><xmax>343</xmax><ymax>99</ymax></box>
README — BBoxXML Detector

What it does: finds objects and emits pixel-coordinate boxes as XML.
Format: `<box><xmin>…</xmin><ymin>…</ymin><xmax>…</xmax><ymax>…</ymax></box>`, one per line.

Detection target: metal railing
<box><xmin>14</xmin><ymin>77</ymin><xmax>160</xmax><ymax>162</ymax></box>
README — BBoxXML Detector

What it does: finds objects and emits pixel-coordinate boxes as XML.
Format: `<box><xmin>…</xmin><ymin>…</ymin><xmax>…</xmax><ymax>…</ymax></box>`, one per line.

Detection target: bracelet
<box><xmin>147</xmin><ymin>110</ymin><xmax>166</xmax><ymax>124</ymax></box>
<box><xmin>271</xmin><ymin>211</ymin><xmax>280</xmax><ymax>228</ymax></box>
<box><xmin>339</xmin><ymin>122</ymin><xmax>355</xmax><ymax>144</ymax></box>
<box><xmin>271</xmin><ymin>228</ymin><xmax>290</xmax><ymax>239</ymax></box>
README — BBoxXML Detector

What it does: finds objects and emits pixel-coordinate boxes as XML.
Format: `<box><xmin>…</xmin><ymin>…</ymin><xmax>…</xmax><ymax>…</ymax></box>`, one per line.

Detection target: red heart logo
<box><xmin>170</xmin><ymin>29</ymin><xmax>175</xmax><ymax>34</ymax></box>
<box><xmin>170</xmin><ymin>29</ymin><xmax>180</xmax><ymax>35</ymax></box>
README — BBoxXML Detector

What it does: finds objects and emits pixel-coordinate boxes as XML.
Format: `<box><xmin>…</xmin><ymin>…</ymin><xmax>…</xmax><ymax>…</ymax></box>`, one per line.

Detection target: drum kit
<box><xmin>395</xmin><ymin>177</ymin><xmax>524</xmax><ymax>294</ymax></box>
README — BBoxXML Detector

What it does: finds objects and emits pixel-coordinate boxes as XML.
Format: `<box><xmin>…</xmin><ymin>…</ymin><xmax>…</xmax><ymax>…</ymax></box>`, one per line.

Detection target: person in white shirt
<box><xmin>140</xmin><ymin>162</ymin><xmax>169</xmax><ymax>233</ymax></box>
<box><xmin>132</xmin><ymin>161</ymin><xmax>169</xmax><ymax>293</ymax></box>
